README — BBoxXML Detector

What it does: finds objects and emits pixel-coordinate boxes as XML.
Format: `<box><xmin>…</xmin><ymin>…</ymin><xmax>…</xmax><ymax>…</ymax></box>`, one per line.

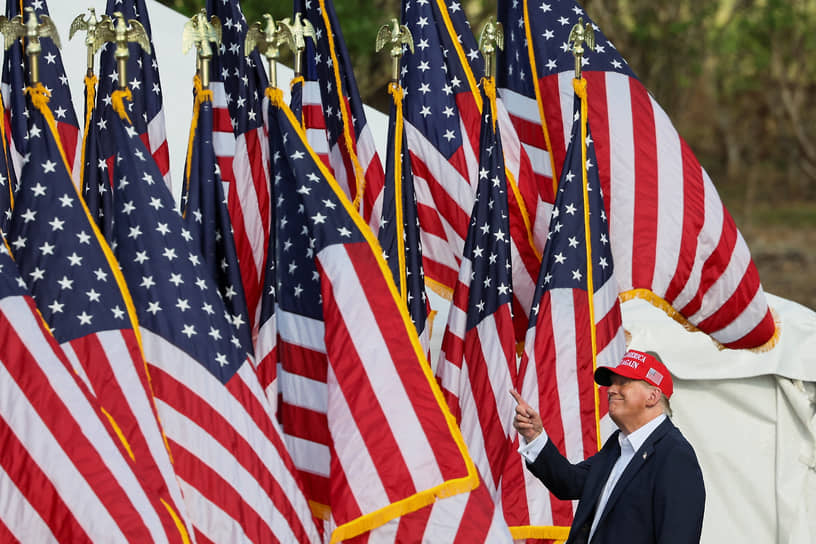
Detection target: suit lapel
<box><xmin>594</xmin><ymin>419</ymin><xmax>674</xmax><ymax>528</ymax></box>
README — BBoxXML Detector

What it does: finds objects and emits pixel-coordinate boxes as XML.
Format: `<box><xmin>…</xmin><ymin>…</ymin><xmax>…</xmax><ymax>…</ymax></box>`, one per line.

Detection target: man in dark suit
<box><xmin>511</xmin><ymin>349</ymin><xmax>705</xmax><ymax>544</ymax></box>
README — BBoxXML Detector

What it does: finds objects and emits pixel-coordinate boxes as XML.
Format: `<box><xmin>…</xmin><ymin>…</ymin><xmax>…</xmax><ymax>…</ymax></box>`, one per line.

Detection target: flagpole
<box><xmin>376</xmin><ymin>18</ymin><xmax>413</xmax><ymax>302</ymax></box>
<box><xmin>568</xmin><ymin>18</ymin><xmax>603</xmax><ymax>452</ymax></box>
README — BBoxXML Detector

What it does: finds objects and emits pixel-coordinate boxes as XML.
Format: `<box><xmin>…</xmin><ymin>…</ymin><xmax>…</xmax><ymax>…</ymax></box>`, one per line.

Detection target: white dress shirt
<box><xmin>518</xmin><ymin>414</ymin><xmax>667</xmax><ymax>542</ymax></box>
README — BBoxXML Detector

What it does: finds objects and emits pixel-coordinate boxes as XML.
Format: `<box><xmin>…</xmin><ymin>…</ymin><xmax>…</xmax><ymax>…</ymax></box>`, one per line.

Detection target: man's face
<box><xmin>607</xmin><ymin>374</ymin><xmax>654</xmax><ymax>433</ymax></box>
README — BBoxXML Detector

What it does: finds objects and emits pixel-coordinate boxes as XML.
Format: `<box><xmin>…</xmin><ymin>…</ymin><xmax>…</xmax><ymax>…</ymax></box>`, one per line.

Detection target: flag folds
<box><xmin>436</xmin><ymin>78</ymin><xmax>518</xmax><ymax>503</ymax></box>
<box><xmin>96</xmin><ymin>0</ymin><xmax>172</xmax><ymax>190</ymax></box>
<box><xmin>512</xmin><ymin>77</ymin><xmax>626</xmax><ymax>539</ymax></box>
<box><xmin>181</xmin><ymin>78</ymin><xmax>253</xmax><ymax>358</ymax></box>
<box><xmin>399</xmin><ymin>0</ymin><xmax>541</xmax><ymax>343</ymax></box>
<box><xmin>266</xmin><ymin>87</ymin><xmax>501</xmax><ymax>542</ymax></box>
<box><xmin>1</xmin><ymin>0</ymin><xmax>82</xmax><ymax>182</ymax></box>
<box><xmin>5</xmin><ymin>84</ymin><xmax>190</xmax><ymax>542</ymax></box>
<box><xmin>522</xmin><ymin>0</ymin><xmax>776</xmax><ymax>349</ymax></box>
<box><xmin>106</xmin><ymin>88</ymin><xmax>321</xmax><ymax>543</ymax></box>
<box><xmin>295</xmin><ymin>0</ymin><xmax>385</xmax><ymax>226</ymax></box>
<box><xmin>378</xmin><ymin>82</ymin><xmax>429</xmax><ymax>351</ymax></box>
<box><xmin>207</xmin><ymin>0</ymin><xmax>270</xmax><ymax>333</ymax></box>
<box><xmin>0</xmin><ymin>239</ymin><xmax>183</xmax><ymax>542</ymax></box>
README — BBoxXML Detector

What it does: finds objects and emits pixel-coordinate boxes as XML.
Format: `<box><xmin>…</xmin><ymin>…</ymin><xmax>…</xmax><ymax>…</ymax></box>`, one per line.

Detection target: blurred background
<box><xmin>160</xmin><ymin>0</ymin><xmax>816</xmax><ymax>310</ymax></box>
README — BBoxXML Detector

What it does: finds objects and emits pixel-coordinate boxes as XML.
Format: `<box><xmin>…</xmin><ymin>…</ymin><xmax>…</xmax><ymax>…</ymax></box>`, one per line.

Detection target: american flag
<box><xmin>441</xmin><ymin>0</ymin><xmax>552</xmax><ymax>259</ymax></box>
<box><xmin>295</xmin><ymin>0</ymin><xmax>386</xmax><ymax>228</ymax></box>
<box><xmin>378</xmin><ymin>84</ymin><xmax>429</xmax><ymax>351</ymax></box>
<box><xmin>252</xmin><ymin>111</ymin><xmax>278</xmax><ymax>408</ymax></box>
<box><xmin>266</xmin><ymin>89</ymin><xmax>503</xmax><ymax>541</ymax></box>
<box><xmin>80</xmin><ymin>74</ymin><xmax>114</xmax><ymax>239</ymax></box>
<box><xmin>5</xmin><ymin>90</ymin><xmax>191</xmax><ymax>541</ymax></box>
<box><xmin>512</xmin><ymin>83</ymin><xmax>626</xmax><ymax>537</ymax></box>
<box><xmin>1</xmin><ymin>0</ymin><xmax>82</xmax><ymax>183</ymax></box>
<box><xmin>180</xmin><ymin>85</ymin><xmax>253</xmax><ymax>358</ymax></box>
<box><xmin>497</xmin><ymin>0</ymin><xmax>557</xmax><ymax>250</ymax></box>
<box><xmin>399</xmin><ymin>0</ymin><xmax>541</xmax><ymax>343</ymax></box>
<box><xmin>434</xmin><ymin>79</ymin><xmax>522</xmax><ymax>514</ymax></box>
<box><xmin>0</xmin><ymin>239</ymin><xmax>186</xmax><ymax>542</ymax></box>
<box><xmin>207</xmin><ymin>0</ymin><xmax>270</xmax><ymax>336</ymax></box>
<box><xmin>106</xmin><ymin>92</ymin><xmax>321</xmax><ymax>543</ymax></box>
<box><xmin>96</xmin><ymin>0</ymin><xmax>172</xmax><ymax>191</ymax></box>
<box><xmin>523</xmin><ymin>0</ymin><xmax>776</xmax><ymax>349</ymax></box>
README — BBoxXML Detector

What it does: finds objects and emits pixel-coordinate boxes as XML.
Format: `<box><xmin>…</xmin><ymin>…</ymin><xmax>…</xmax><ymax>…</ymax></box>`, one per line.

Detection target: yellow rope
<box><xmin>387</xmin><ymin>82</ymin><xmax>408</xmax><ymax>304</ymax></box>
<box><xmin>182</xmin><ymin>75</ymin><xmax>214</xmax><ymax>218</ymax></box>
<box><xmin>79</xmin><ymin>75</ymin><xmax>98</xmax><ymax>193</ymax></box>
<box><xmin>317</xmin><ymin>0</ymin><xmax>367</xmax><ymax>208</ymax></box>
<box><xmin>111</xmin><ymin>87</ymin><xmax>133</xmax><ymax>124</ymax></box>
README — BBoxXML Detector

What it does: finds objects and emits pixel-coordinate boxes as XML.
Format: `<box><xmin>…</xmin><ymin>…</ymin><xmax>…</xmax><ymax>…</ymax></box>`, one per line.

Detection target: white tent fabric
<box><xmin>49</xmin><ymin>3</ymin><xmax>816</xmax><ymax>543</ymax></box>
<box><xmin>624</xmin><ymin>294</ymin><xmax>816</xmax><ymax>544</ymax></box>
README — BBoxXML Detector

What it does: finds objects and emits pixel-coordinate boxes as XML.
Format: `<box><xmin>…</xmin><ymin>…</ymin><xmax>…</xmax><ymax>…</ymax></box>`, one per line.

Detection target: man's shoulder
<box><xmin>654</xmin><ymin>420</ymin><xmax>701</xmax><ymax>462</ymax></box>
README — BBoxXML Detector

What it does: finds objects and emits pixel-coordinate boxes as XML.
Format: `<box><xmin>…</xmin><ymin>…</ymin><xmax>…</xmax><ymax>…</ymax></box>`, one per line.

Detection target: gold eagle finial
<box><xmin>568</xmin><ymin>17</ymin><xmax>595</xmax><ymax>79</ymax></box>
<box><xmin>0</xmin><ymin>7</ymin><xmax>61</xmax><ymax>84</ymax></box>
<box><xmin>375</xmin><ymin>18</ymin><xmax>413</xmax><ymax>83</ymax></box>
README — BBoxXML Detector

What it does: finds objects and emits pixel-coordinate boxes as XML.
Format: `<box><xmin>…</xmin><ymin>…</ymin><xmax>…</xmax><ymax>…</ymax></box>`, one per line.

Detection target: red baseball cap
<box><xmin>594</xmin><ymin>349</ymin><xmax>674</xmax><ymax>397</ymax></box>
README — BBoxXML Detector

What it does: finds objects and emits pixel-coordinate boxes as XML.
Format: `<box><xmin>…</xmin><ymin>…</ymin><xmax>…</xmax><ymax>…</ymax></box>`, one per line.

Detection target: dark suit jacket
<box><xmin>526</xmin><ymin>418</ymin><xmax>705</xmax><ymax>544</ymax></box>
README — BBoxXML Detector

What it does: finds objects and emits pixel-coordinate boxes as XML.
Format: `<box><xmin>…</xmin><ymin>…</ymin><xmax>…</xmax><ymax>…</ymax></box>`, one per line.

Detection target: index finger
<box><xmin>509</xmin><ymin>389</ymin><xmax>523</xmax><ymax>404</ymax></box>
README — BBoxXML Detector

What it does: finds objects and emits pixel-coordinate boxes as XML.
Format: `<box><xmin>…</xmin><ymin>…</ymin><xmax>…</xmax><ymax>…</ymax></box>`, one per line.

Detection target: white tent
<box><xmin>48</xmin><ymin>3</ymin><xmax>816</xmax><ymax>543</ymax></box>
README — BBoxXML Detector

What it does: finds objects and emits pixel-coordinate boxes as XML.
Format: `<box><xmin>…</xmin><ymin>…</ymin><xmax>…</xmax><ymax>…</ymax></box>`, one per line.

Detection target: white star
<box><xmin>128</xmin><ymin>225</ymin><xmax>143</xmax><ymax>239</ymax></box>
<box><xmin>78</xmin><ymin>311</ymin><xmax>93</xmax><ymax>325</ymax></box>
<box><xmin>181</xmin><ymin>324</ymin><xmax>197</xmax><ymax>338</ymax></box>
<box><xmin>29</xmin><ymin>267</ymin><xmax>45</xmax><ymax>282</ymax></box>
<box><xmin>146</xmin><ymin>301</ymin><xmax>162</xmax><ymax>315</ymax></box>
<box><xmin>31</xmin><ymin>182</ymin><xmax>46</xmax><ymax>196</ymax></box>
<box><xmin>20</xmin><ymin>208</ymin><xmax>36</xmax><ymax>222</ymax></box>
<box><xmin>215</xmin><ymin>353</ymin><xmax>229</xmax><ymax>367</ymax></box>
<box><xmin>572</xmin><ymin>269</ymin><xmax>583</xmax><ymax>281</ymax></box>
<box><xmin>554</xmin><ymin>252</ymin><xmax>566</xmax><ymax>264</ymax></box>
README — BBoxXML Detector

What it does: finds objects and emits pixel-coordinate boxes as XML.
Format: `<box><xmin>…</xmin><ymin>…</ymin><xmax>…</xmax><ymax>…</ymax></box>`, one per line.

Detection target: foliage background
<box><xmin>159</xmin><ymin>0</ymin><xmax>816</xmax><ymax>310</ymax></box>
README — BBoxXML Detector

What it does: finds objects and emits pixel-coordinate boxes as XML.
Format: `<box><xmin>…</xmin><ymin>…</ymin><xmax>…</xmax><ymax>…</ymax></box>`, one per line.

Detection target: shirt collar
<box><xmin>618</xmin><ymin>413</ymin><xmax>667</xmax><ymax>453</ymax></box>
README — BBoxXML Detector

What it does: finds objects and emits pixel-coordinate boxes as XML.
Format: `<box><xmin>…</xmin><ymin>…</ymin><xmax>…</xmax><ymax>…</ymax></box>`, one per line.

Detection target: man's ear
<box><xmin>645</xmin><ymin>385</ymin><xmax>661</xmax><ymax>408</ymax></box>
